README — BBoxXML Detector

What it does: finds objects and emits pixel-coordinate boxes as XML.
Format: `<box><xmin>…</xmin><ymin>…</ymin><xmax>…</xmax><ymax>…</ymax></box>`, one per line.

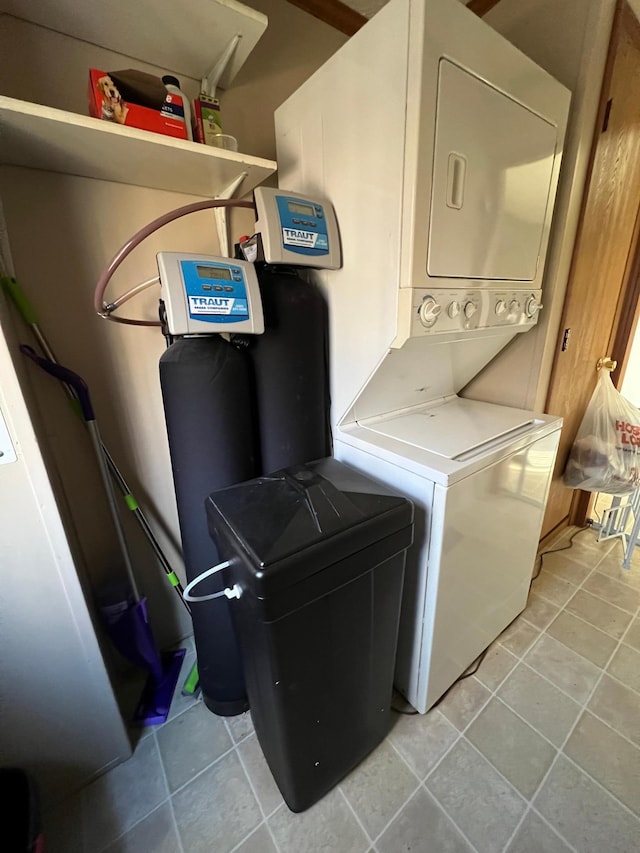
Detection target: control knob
<box><xmin>525</xmin><ymin>296</ymin><xmax>543</xmax><ymax>319</ymax></box>
<box><xmin>495</xmin><ymin>300</ymin><xmax>507</xmax><ymax>316</ymax></box>
<box><xmin>464</xmin><ymin>300</ymin><xmax>478</xmax><ymax>319</ymax></box>
<box><xmin>508</xmin><ymin>299</ymin><xmax>522</xmax><ymax>318</ymax></box>
<box><xmin>448</xmin><ymin>301</ymin><xmax>461</xmax><ymax>319</ymax></box>
<box><xmin>419</xmin><ymin>297</ymin><xmax>442</xmax><ymax>328</ymax></box>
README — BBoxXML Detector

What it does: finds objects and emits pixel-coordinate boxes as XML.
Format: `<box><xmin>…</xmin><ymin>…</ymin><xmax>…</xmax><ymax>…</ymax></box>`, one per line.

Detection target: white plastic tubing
<box><xmin>93</xmin><ymin>198</ymin><xmax>255</xmax><ymax>326</ymax></box>
<box><xmin>182</xmin><ymin>560</ymin><xmax>242</xmax><ymax>603</ymax></box>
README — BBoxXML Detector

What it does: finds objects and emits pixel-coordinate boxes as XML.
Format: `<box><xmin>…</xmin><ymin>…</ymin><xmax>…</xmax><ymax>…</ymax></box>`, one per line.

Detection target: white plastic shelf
<box><xmin>2</xmin><ymin>0</ymin><xmax>268</xmax><ymax>89</ymax></box>
<box><xmin>0</xmin><ymin>96</ymin><xmax>277</xmax><ymax>199</ymax></box>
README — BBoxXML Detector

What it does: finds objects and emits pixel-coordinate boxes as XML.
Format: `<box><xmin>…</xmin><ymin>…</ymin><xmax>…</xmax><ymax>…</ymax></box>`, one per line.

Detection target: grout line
<box><xmin>519</xmin><ymin>611</ymin><xmax>560</xmax><ymax>633</ymax></box>
<box><xmin>430</xmin><ymin>735</ymin><xmax>533</xmax><ymax>853</ymax></box>
<box><xmin>163</xmin><ymin>692</ymin><xmax>201</xmax><ymax>728</ymax></box>
<box><xmin>94</xmin><ymin>797</ymin><xmax>172</xmax><ymax>853</ymax></box>
<box><xmin>152</xmin><ymin>729</ymin><xmax>185</xmax><ymax>853</ymax></box>
<box><xmin>564</xmin><ymin>597</ymin><xmax>637</xmax><ymax>632</ymax></box>
<box><xmin>489</xmin><ymin>695</ymin><xmax>563</xmax><ymax>753</ymax></box>
<box><xmin>505</xmin><ymin>802</ymin><xmax>580</xmax><ymax>853</ymax></box>
<box><xmin>515</xmin><ymin>655</ymin><xmax>593</xmax><ymax>708</ymax></box>
<box><xmin>558</xmin><ymin>751</ymin><xmax>640</xmax><ymax>825</ymax></box>
<box><xmin>413</xmin><ymin>543</ymin><xmax>606</xmax><ymax>853</ymax></box>
<box><xmin>235</xmin><ymin>738</ymin><xmax>283</xmax><ymax>853</ymax></box>
<box><xmin>574</xmin><ymin>582</ymin><xmax>640</xmax><ymax>615</ymax></box>
<box><xmin>529</xmin><ymin>586</ymin><xmax>580</xmax><ymax>611</ymax></box>
<box><xmin>385</xmin><ymin>735</ymin><xmax>424</xmax><ymax>785</ymax></box>
<box><xmin>264</xmin><ymin>801</ymin><xmax>285</xmax><ymax>820</ymax></box>
<box><xmin>500</xmin><ymin>595</ymin><xmax>640</xmax><ymax>850</ymax></box>
<box><xmin>167</xmin><ymin>741</ymin><xmax>238</xmax><ymax>798</ymax></box>
<box><xmin>227</xmin><ymin>821</ymin><xmax>270</xmax><ymax>853</ymax></box>
<box><xmin>439</xmin><ymin>675</ymin><xmax>494</xmax><ymax>732</ymax></box>
<box><xmin>223</xmin><ymin>714</ymin><xmax>255</xmax><ymax>747</ymax></box>
<box><xmin>547</xmin><ymin>605</ymin><xmax>630</xmax><ymax>646</ymax></box>
<box><xmin>359</xmin><ymin>780</ymin><xmax>423</xmax><ymax>849</ymax></box>
<box><xmin>167</xmin><ymin>796</ymin><xmax>186</xmax><ymax>853</ymax></box>
<box><xmin>337</xmin><ymin>785</ymin><xmax>377</xmax><ymax>849</ymax></box>
<box><xmin>421</xmin><ymin>730</ymin><xmax>463</xmax><ymax>782</ymax></box>
<box><xmin>420</xmin><ymin>782</ymin><xmax>483</xmax><ymax>853</ymax></box>
<box><xmin>527</xmin><ymin>625</ymin><xmax>618</xmax><ymax>680</ymax></box>
<box><xmin>528</xmin><ymin>804</ymin><xmax>581</xmax><ymax>853</ymax></box>
<box><xmin>94</xmin><ymin>732</ymin><xmax>173</xmax><ymax>853</ymax></box>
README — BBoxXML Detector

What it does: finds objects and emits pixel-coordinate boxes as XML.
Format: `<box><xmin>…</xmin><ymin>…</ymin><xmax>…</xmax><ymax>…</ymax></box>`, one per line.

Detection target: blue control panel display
<box><xmin>275</xmin><ymin>195</ymin><xmax>330</xmax><ymax>257</ymax></box>
<box><xmin>180</xmin><ymin>260</ymin><xmax>250</xmax><ymax>324</ymax></box>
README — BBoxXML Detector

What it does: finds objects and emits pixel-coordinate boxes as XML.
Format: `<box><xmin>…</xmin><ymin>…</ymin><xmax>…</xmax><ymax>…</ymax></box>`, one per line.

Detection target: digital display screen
<box><xmin>287</xmin><ymin>201</ymin><xmax>316</xmax><ymax>216</ymax></box>
<box><xmin>197</xmin><ymin>265</ymin><xmax>232</xmax><ymax>281</ymax></box>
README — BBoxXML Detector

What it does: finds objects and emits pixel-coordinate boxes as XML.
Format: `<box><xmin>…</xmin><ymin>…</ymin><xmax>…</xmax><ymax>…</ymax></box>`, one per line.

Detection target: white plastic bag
<box><xmin>563</xmin><ymin>369</ymin><xmax>640</xmax><ymax>495</ymax></box>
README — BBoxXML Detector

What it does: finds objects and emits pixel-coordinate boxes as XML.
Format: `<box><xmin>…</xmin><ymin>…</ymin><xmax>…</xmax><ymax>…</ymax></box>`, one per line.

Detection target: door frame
<box><xmin>545</xmin><ymin>0</ymin><xmax>640</xmax><ymax>539</ymax></box>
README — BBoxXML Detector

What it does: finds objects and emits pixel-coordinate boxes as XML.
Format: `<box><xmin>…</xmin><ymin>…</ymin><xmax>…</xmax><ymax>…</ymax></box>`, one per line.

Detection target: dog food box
<box><xmin>88</xmin><ymin>69</ymin><xmax>188</xmax><ymax>140</ymax></box>
<box><xmin>192</xmin><ymin>94</ymin><xmax>223</xmax><ymax>146</ymax></box>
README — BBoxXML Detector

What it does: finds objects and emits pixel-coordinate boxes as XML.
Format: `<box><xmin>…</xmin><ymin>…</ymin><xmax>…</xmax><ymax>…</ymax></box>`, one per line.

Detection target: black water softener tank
<box><xmin>205</xmin><ymin>457</ymin><xmax>413</xmax><ymax>812</ymax></box>
<box><xmin>160</xmin><ymin>335</ymin><xmax>257</xmax><ymax>715</ymax></box>
<box><xmin>248</xmin><ymin>264</ymin><xmax>331</xmax><ymax>474</ymax></box>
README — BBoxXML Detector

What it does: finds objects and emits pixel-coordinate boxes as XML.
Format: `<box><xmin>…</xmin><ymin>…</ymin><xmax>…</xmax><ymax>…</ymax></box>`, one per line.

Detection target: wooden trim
<box><xmin>539</xmin><ymin>518</ymin><xmax>569</xmax><ymax>550</ymax></box>
<box><xmin>543</xmin><ymin>2</ymin><xmax>623</xmax><ymax>420</ymax></box>
<box><xmin>609</xmin><ymin>204</ymin><xmax>640</xmax><ymax>390</ymax></box>
<box><xmin>569</xmin><ymin>489</ymin><xmax>591</xmax><ymax>528</ymax></box>
<box><xmin>621</xmin><ymin>0</ymin><xmax>640</xmax><ymax>51</ymax></box>
<box><xmin>569</xmin><ymin>5</ymin><xmax>640</xmax><ymax>530</ymax></box>
<box><xmin>466</xmin><ymin>0</ymin><xmax>503</xmax><ymax>15</ymax></box>
<box><xmin>540</xmin><ymin>1</ymin><xmax>623</xmax><ymax>536</ymax></box>
<box><xmin>285</xmin><ymin>0</ymin><xmax>502</xmax><ymax>36</ymax></box>
<box><xmin>285</xmin><ymin>0</ymin><xmax>367</xmax><ymax>36</ymax></box>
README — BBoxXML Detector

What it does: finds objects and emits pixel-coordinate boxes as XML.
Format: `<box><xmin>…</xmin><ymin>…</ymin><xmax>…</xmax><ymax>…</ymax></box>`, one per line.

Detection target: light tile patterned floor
<box><xmin>46</xmin><ymin>527</ymin><xmax>640</xmax><ymax>853</ymax></box>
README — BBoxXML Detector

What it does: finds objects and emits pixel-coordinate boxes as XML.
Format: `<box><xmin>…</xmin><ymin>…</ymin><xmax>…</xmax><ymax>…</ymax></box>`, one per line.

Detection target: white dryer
<box><xmin>275</xmin><ymin>0</ymin><xmax>570</xmax><ymax>710</ymax></box>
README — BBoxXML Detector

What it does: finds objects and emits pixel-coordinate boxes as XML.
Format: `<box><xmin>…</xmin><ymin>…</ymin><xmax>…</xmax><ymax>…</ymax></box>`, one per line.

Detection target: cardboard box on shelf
<box><xmin>88</xmin><ymin>68</ymin><xmax>188</xmax><ymax>140</ymax></box>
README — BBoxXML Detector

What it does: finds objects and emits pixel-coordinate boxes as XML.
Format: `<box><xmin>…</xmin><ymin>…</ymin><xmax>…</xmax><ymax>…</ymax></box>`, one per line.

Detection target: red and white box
<box><xmin>88</xmin><ymin>69</ymin><xmax>188</xmax><ymax>140</ymax></box>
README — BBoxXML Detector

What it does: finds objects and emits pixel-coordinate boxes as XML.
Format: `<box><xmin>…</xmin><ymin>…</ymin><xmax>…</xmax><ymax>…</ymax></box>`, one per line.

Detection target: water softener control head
<box><xmin>253</xmin><ymin>186</ymin><xmax>342</xmax><ymax>269</ymax></box>
<box><xmin>156</xmin><ymin>252</ymin><xmax>264</xmax><ymax>336</ymax></box>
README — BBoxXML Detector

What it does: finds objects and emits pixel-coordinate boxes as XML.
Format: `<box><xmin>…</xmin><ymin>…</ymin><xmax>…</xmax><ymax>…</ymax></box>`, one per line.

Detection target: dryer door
<box><xmin>427</xmin><ymin>59</ymin><xmax>559</xmax><ymax>283</ymax></box>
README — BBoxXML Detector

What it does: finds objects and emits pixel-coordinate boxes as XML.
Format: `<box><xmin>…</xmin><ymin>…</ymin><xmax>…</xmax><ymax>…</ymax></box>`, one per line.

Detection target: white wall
<box><xmin>622</xmin><ymin>326</ymin><xmax>640</xmax><ymax>406</ymax></box>
<box><xmin>0</xmin><ymin>272</ymin><xmax>131</xmax><ymax>809</ymax></box>
<box><xmin>0</xmin><ymin>3</ymin><xmax>345</xmax><ymax>649</ymax></box>
<box><xmin>462</xmin><ymin>0</ymin><xmax>616</xmax><ymax>412</ymax></box>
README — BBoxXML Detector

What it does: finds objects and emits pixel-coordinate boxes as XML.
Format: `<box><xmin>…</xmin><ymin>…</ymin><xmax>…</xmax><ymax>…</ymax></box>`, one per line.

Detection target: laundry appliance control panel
<box><xmin>410</xmin><ymin>289</ymin><xmax>542</xmax><ymax>337</ymax></box>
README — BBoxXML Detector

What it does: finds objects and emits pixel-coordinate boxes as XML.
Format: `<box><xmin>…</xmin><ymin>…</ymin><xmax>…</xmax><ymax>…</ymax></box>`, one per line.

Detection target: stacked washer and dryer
<box><xmin>275</xmin><ymin>0</ymin><xmax>571</xmax><ymax>712</ymax></box>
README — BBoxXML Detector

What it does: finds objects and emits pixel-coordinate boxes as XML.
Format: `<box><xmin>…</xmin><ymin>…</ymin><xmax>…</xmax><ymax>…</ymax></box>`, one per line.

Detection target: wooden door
<box><xmin>542</xmin><ymin>0</ymin><xmax>640</xmax><ymax>539</ymax></box>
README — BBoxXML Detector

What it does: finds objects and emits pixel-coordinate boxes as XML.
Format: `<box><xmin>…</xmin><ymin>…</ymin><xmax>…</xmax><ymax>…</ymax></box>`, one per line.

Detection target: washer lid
<box><xmin>362</xmin><ymin>398</ymin><xmax>536</xmax><ymax>460</ymax></box>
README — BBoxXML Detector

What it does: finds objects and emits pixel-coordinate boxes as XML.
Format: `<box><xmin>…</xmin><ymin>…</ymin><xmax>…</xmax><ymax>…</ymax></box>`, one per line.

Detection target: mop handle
<box><xmin>20</xmin><ymin>346</ymin><xmax>141</xmax><ymax>601</ymax></box>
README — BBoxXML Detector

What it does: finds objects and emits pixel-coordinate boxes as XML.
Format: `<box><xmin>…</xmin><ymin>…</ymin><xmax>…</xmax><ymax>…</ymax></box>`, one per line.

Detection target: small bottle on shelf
<box><xmin>161</xmin><ymin>75</ymin><xmax>193</xmax><ymax>141</ymax></box>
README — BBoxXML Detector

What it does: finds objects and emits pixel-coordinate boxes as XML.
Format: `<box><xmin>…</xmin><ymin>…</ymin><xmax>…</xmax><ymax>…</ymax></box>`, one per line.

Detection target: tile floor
<box><xmin>46</xmin><ymin>526</ymin><xmax>640</xmax><ymax>853</ymax></box>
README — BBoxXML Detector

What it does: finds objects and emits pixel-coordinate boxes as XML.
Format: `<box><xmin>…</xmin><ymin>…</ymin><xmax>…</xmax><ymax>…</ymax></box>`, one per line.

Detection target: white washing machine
<box><xmin>275</xmin><ymin>0</ymin><xmax>570</xmax><ymax>710</ymax></box>
<box><xmin>338</xmin><ymin>398</ymin><xmax>560</xmax><ymax>711</ymax></box>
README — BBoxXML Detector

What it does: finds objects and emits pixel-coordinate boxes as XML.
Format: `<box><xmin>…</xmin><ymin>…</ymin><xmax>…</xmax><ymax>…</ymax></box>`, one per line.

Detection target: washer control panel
<box><xmin>410</xmin><ymin>289</ymin><xmax>542</xmax><ymax>336</ymax></box>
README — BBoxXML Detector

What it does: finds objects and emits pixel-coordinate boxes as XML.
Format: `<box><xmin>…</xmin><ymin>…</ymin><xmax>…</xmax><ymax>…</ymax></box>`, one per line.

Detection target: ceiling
<box><xmin>341</xmin><ymin>0</ymin><xmax>468</xmax><ymax>16</ymax></box>
<box><xmin>340</xmin><ymin>0</ymin><xmax>389</xmax><ymax>16</ymax></box>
